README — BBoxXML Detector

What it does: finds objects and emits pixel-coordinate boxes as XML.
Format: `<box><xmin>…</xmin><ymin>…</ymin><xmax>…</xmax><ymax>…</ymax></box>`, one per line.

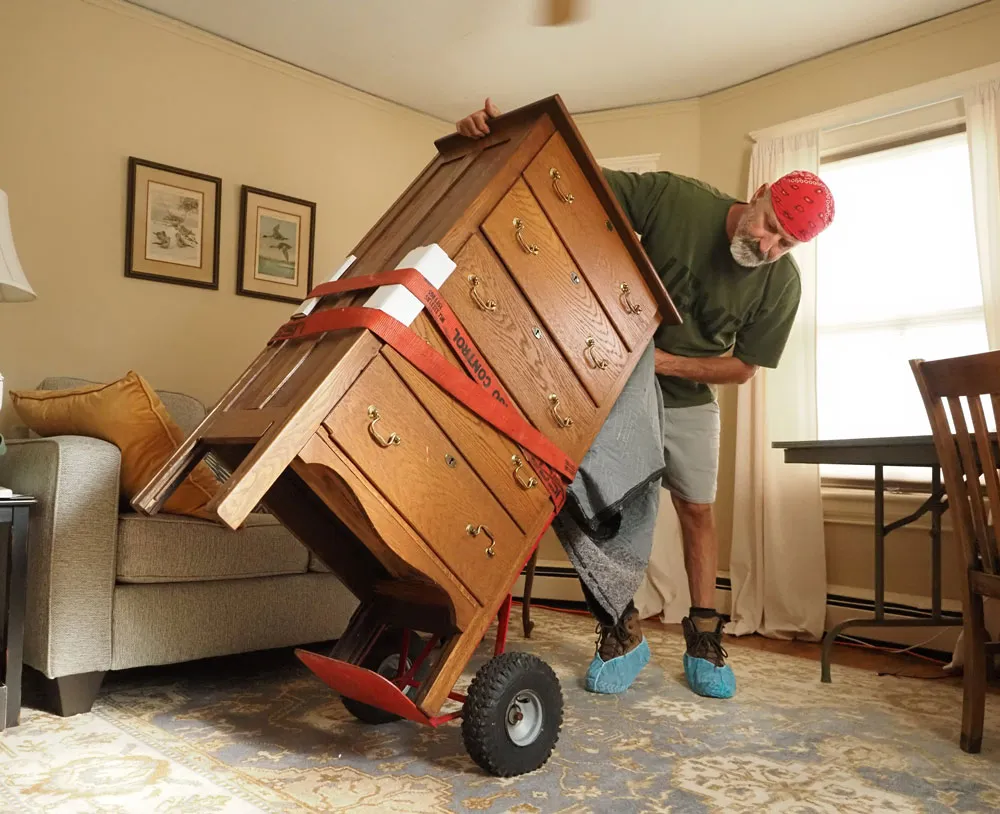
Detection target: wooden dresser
<box><xmin>134</xmin><ymin>95</ymin><xmax>679</xmax><ymax>718</ymax></box>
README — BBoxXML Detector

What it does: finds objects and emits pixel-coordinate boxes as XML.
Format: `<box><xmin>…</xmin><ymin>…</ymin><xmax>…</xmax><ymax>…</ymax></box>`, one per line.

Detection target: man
<box><xmin>456</xmin><ymin>99</ymin><xmax>834</xmax><ymax>699</ymax></box>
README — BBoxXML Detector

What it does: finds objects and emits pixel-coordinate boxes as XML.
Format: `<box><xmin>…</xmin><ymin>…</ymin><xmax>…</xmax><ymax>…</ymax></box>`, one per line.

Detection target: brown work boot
<box><xmin>595</xmin><ymin>607</ymin><xmax>644</xmax><ymax>662</ymax></box>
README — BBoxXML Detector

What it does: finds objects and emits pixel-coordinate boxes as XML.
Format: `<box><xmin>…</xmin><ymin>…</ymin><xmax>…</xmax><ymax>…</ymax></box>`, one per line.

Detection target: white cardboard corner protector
<box><xmin>294</xmin><ymin>255</ymin><xmax>357</xmax><ymax>318</ymax></box>
<box><xmin>363</xmin><ymin>244</ymin><xmax>457</xmax><ymax>326</ymax></box>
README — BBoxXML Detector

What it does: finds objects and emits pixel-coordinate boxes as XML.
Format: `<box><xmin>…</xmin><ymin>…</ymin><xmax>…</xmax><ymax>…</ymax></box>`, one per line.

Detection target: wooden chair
<box><xmin>911</xmin><ymin>350</ymin><xmax>1000</xmax><ymax>753</ymax></box>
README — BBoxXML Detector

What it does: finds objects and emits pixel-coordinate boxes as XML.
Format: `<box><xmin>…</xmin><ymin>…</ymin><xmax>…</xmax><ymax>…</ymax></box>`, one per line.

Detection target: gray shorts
<box><xmin>661</xmin><ymin>400</ymin><xmax>720</xmax><ymax>504</ymax></box>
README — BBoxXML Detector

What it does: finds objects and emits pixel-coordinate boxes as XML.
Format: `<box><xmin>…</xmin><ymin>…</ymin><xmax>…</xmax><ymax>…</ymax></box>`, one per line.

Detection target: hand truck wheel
<box><xmin>342</xmin><ymin>629</ymin><xmax>426</xmax><ymax>725</ymax></box>
<box><xmin>461</xmin><ymin>651</ymin><xmax>563</xmax><ymax>777</ymax></box>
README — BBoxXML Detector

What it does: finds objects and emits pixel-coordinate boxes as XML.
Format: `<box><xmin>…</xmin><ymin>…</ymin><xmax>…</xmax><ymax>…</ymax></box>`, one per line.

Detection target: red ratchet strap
<box><xmin>270</xmin><ymin>268</ymin><xmax>576</xmax><ymax>506</ymax></box>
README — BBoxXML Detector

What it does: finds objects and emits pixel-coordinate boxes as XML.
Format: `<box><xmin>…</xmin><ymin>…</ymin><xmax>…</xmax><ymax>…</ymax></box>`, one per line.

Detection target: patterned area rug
<box><xmin>2</xmin><ymin>607</ymin><xmax>999</xmax><ymax>813</ymax></box>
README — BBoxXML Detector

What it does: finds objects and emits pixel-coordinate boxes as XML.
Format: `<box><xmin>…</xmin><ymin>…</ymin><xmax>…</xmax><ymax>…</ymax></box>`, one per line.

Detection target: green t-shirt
<box><xmin>603</xmin><ymin>168</ymin><xmax>802</xmax><ymax>408</ymax></box>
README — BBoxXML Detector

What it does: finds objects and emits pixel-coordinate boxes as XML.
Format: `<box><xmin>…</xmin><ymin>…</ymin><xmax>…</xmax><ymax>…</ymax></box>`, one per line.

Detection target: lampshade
<box><xmin>0</xmin><ymin>188</ymin><xmax>36</xmax><ymax>303</ymax></box>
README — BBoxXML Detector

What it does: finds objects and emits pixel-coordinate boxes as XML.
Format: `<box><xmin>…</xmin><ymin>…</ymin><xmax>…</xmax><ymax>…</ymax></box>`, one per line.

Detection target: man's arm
<box><xmin>655</xmin><ymin>350</ymin><xmax>758</xmax><ymax>385</ymax></box>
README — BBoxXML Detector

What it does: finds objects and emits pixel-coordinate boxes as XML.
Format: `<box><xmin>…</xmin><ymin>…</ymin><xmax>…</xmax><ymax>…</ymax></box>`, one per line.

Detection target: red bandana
<box><xmin>769</xmin><ymin>170</ymin><xmax>835</xmax><ymax>242</ymax></box>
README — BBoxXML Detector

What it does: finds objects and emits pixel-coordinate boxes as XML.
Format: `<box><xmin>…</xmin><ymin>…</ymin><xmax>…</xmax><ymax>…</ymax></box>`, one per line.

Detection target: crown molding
<box><xmin>575</xmin><ymin>99</ymin><xmax>701</xmax><ymax>125</ymax></box>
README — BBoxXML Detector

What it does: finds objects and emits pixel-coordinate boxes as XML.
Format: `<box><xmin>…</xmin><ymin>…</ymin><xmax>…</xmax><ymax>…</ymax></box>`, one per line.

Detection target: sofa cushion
<box><xmin>10</xmin><ymin>371</ymin><xmax>219</xmax><ymax>519</ymax></box>
<box><xmin>116</xmin><ymin>513</ymin><xmax>310</xmax><ymax>583</ymax></box>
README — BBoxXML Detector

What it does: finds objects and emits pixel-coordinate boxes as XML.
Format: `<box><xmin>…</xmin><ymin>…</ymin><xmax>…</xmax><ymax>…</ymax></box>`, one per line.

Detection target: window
<box><xmin>816</xmin><ymin>130</ymin><xmax>986</xmax><ymax>483</ymax></box>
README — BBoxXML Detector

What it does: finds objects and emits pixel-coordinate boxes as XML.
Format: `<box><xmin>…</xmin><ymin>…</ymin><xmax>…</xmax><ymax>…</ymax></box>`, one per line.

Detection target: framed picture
<box><xmin>237</xmin><ymin>186</ymin><xmax>316</xmax><ymax>304</ymax></box>
<box><xmin>124</xmin><ymin>157</ymin><xmax>221</xmax><ymax>289</ymax></box>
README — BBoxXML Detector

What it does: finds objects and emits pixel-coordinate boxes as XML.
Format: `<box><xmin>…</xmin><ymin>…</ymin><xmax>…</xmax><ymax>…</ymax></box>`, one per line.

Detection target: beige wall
<box><xmin>576</xmin><ymin>100</ymin><xmax>701</xmax><ymax>177</ymax></box>
<box><xmin>0</xmin><ymin>0</ymin><xmax>449</xmax><ymax>431</ymax></box>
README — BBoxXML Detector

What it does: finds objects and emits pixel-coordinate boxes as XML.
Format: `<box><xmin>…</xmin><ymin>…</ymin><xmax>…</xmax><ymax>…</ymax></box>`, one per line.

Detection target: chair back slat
<box><xmin>968</xmin><ymin>395</ymin><xmax>1000</xmax><ymax>573</ymax></box>
<box><xmin>946</xmin><ymin>395</ymin><xmax>994</xmax><ymax>571</ymax></box>
<box><xmin>911</xmin><ymin>351</ymin><xmax>1000</xmax><ymax>577</ymax></box>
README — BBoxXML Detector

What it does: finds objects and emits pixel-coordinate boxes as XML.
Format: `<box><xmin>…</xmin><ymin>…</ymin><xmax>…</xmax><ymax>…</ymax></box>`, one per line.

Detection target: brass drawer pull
<box><xmin>585</xmin><ymin>337</ymin><xmax>609</xmax><ymax>370</ymax></box>
<box><xmin>468</xmin><ymin>274</ymin><xmax>497</xmax><ymax>312</ymax></box>
<box><xmin>513</xmin><ymin>218</ymin><xmax>539</xmax><ymax>256</ymax></box>
<box><xmin>548</xmin><ymin>394</ymin><xmax>573</xmax><ymax>428</ymax></box>
<box><xmin>620</xmin><ymin>282</ymin><xmax>643</xmax><ymax>315</ymax></box>
<box><xmin>549</xmin><ymin>167</ymin><xmax>574</xmax><ymax>204</ymax></box>
<box><xmin>466</xmin><ymin>523</ymin><xmax>497</xmax><ymax>558</ymax></box>
<box><xmin>367</xmin><ymin>405</ymin><xmax>401</xmax><ymax>448</ymax></box>
<box><xmin>511</xmin><ymin>454</ymin><xmax>538</xmax><ymax>490</ymax></box>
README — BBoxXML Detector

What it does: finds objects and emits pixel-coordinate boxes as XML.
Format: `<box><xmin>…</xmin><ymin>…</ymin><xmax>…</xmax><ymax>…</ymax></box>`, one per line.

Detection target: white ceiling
<box><xmin>127</xmin><ymin>0</ymin><xmax>984</xmax><ymax>121</ymax></box>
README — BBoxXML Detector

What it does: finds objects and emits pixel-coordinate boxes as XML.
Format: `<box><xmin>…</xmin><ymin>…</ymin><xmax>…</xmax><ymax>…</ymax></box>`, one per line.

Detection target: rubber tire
<box><xmin>342</xmin><ymin>631</ymin><xmax>425</xmax><ymax>725</ymax></box>
<box><xmin>461</xmin><ymin>651</ymin><xmax>563</xmax><ymax>777</ymax></box>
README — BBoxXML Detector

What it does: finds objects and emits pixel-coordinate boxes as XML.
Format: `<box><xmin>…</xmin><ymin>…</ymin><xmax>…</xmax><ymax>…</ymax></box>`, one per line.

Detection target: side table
<box><xmin>1</xmin><ymin>495</ymin><xmax>35</xmax><ymax>731</ymax></box>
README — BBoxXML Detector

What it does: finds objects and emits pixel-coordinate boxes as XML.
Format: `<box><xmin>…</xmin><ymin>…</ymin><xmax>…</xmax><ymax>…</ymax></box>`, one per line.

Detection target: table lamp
<box><xmin>0</xmin><ymin>188</ymin><xmax>36</xmax><ymax>498</ymax></box>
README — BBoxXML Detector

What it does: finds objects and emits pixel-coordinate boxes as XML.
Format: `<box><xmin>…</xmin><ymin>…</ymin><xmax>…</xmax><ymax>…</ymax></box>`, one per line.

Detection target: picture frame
<box><xmin>237</xmin><ymin>185</ymin><xmax>316</xmax><ymax>304</ymax></box>
<box><xmin>124</xmin><ymin>157</ymin><xmax>221</xmax><ymax>289</ymax></box>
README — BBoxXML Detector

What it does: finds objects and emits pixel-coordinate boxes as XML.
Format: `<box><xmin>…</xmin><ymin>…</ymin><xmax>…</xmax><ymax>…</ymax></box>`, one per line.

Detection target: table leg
<box><xmin>874</xmin><ymin>464</ymin><xmax>885</xmax><ymax>622</ymax></box>
<box><xmin>4</xmin><ymin>507</ymin><xmax>29</xmax><ymax>728</ymax></box>
<box><xmin>819</xmin><ymin>464</ymin><xmax>960</xmax><ymax>684</ymax></box>
<box><xmin>931</xmin><ymin>465</ymin><xmax>942</xmax><ymax>621</ymax></box>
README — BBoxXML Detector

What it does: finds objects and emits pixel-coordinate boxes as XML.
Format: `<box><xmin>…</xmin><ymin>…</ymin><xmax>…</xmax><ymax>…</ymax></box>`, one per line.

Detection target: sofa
<box><xmin>0</xmin><ymin>376</ymin><xmax>359</xmax><ymax>716</ymax></box>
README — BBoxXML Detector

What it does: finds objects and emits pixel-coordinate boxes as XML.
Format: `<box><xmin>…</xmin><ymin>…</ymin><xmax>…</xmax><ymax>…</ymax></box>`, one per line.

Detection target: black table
<box><xmin>1</xmin><ymin>495</ymin><xmax>35</xmax><ymax>730</ymax></box>
<box><xmin>772</xmin><ymin>436</ymin><xmax>961</xmax><ymax>682</ymax></box>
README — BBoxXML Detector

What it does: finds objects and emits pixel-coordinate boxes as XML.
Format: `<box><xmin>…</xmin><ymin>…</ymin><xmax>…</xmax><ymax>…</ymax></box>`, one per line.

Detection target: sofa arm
<box><xmin>0</xmin><ymin>436</ymin><xmax>122</xmax><ymax>678</ymax></box>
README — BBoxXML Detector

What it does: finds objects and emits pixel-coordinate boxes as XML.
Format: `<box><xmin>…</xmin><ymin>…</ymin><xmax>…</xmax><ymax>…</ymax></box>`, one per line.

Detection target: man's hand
<box><xmin>456</xmin><ymin>98</ymin><xmax>502</xmax><ymax>138</ymax></box>
<box><xmin>655</xmin><ymin>350</ymin><xmax>758</xmax><ymax>385</ymax></box>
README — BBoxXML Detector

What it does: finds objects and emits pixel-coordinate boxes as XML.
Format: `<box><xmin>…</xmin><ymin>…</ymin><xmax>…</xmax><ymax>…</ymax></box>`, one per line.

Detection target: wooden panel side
<box><xmin>207</xmin><ymin>331</ymin><xmax>383</xmax><ymax>530</ymax></box>
<box><xmin>341</xmin><ymin>151</ymin><xmax>479</xmax><ymax>282</ymax></box>
<box><xmin>349</xmin><ymin>152</ymin><xmax>443</xmax><ymax>261</ymax></box>
<box><xmin>131</xmin><ymin>343</ymin><xmax>281</xmax><ymax>514</ymax></box>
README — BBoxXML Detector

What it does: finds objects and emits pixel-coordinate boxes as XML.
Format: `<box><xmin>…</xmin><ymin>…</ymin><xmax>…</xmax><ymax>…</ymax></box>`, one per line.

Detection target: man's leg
<box><xmin>661</xmin><ymin>401</ymin><xmax>735</xmax><ymax>699</ymax></box>
<box><xmin>673</xmin><ymin>496</ymin><xmax>718</xmax><ymax>609</ymax></box>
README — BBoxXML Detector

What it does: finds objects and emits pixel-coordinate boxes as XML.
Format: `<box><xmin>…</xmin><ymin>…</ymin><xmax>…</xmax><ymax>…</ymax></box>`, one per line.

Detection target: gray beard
<box><xmin>730</xmin><ymin>235</ymin><xmax>767</xmax><ymax>268</ymax></box>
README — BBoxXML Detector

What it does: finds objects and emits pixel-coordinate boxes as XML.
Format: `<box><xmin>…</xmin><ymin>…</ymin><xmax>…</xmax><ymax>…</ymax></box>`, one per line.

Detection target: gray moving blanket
<box><xmin>552</xmin><ymin>341</ymin><xmax>666</xmax><ymax>623</ymax></box>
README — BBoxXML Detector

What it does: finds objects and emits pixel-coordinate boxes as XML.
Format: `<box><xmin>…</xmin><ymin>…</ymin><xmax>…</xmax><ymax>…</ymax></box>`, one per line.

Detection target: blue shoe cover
<box><xmin>683</xmin><ymin>653</ymin><xmax>736</xmax><ymax>699</ymax></box>
<box><xmin>585</xmin><ymin>637</ymin><xmax>651</xmax><ymax>694</ymax></box>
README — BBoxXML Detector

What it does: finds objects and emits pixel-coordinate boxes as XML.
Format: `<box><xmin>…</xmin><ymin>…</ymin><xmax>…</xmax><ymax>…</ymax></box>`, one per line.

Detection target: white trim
<box><xmin>749</xmin><ymin>60</ymin><xmax>1000</xmax><ymax>142</ymax></box>
<box><xmin>576</xmin><ymin>100</ymin><xmax>700</xmax><ymax>124</ymax></box>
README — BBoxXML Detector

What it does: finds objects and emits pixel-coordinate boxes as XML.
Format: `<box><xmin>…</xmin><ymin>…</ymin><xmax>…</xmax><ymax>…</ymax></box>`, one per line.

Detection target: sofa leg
<box><xmin>34</xmin><ymin>670</ymin><xmax>106</xmax><ymax>716</ymax></box>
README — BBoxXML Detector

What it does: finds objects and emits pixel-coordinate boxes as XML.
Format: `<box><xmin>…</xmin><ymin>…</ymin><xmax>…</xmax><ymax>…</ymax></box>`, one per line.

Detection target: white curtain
<box><xmin>949</xmin><ymin>79</ymin><xmax>1000</xmax><ymax>669</ymax></box>
<box><xmin>967</xmin><ymin>79</ymin><xmax>1000</xmax><ymax>350</ymax></box>
<box><xmin>634</xmin><ymin>495</ymin><xmax>689</xmax><ymax>622</ymax></box>
<box><xmin>726</xmin><ymin>131</ymin><xmax>827</xmax><ymax>640</ymax></box>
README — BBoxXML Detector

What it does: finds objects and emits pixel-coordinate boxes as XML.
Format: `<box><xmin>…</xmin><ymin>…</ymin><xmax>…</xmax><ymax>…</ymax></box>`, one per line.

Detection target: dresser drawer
<box><xmin>324</xmin><ymin>354</ymin><xmax>526</xmax><ymax>605</ymax></box>
<box><xmin>381</xmin><ymin>339</ymin><xmax>553</xmax><ymax>537</ymax></box>
<box><xmin>523</xmin><ymin>132</ymin><xmax>659</xmax><ymax>352</ymax></box>
<box><xmin>482</xmin><ymin>178</ymin><xmax>628</xmax><ymax>408</ymax></box>
<box><xmin>442</xmin><ymin>233</ymin><xmax>598</xmax><ymax>464</ymax></box>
